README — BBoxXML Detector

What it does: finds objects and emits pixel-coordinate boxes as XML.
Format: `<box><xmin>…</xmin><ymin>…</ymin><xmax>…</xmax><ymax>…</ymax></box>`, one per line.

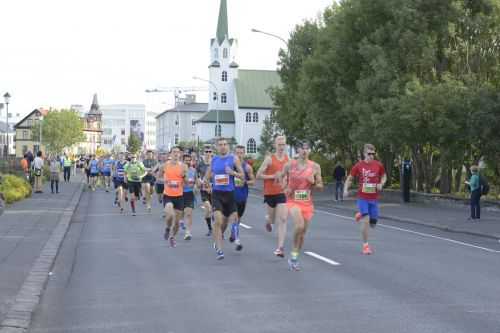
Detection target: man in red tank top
<box><xmin>256</xmin><ymin>135</ymin><xmax>289</xmax><ymax>257</ymax></box>
<box><xmin>281</xmin><ymin>142</ymin><xmax>323</xmax><ymax>271</ymax></box>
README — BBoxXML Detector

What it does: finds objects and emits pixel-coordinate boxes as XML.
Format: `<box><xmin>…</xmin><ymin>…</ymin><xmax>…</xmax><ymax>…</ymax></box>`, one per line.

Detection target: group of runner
<box><xmin>88</xmin><ymin>136</ymin><xmax>386</xmax><ymax>271</ymax></box>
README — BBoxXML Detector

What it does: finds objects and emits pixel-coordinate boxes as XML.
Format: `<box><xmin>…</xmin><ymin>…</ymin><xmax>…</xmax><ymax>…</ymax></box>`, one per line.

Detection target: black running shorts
<box><xmin>183</xmin><ymin>191</ymin><xmax>195</xmax><ymax>209</ymax></box>
<box><xmin>155</xmin><ymin>183</ymin><xmax>164</xmax><ymax>194</ymax></box>
<box><xmin>212</xmin><ymin>190</ymin><xmax>237</xmax><ymax>218</ymax></box>
<box><xmin>163</xmin><ymin>195</ymin><xmax>184</xmax><ymax>211</ymax></box>
<box><xmin>128</xmin><ymin>181</ymin><xmax>141</xmax><ymax>197</ymax></box>
<box><xmin>201</xmin><ymin>190</ymin><xmax>212</xmax><ymax>204</ymax></box>
<box><xmin>263</xmin><ymin>193</ymin><xmax>287</xmax><ymax>208</ymax></box>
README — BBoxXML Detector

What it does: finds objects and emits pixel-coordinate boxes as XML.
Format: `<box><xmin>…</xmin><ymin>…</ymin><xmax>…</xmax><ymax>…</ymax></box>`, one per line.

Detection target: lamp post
<box><xmin>251</xmin><ymin>28</ymin><xmax>288</xmax><ymax>46</ymax></box>
<box><xmin>192</xmin><ymin>76</ymin><xmax>220</xmax><ymax>138</ymax></box>
<box><xmin>3</xmin><ymin>92</ymin><xmax>11</xmax><ymax>157</ymax></box>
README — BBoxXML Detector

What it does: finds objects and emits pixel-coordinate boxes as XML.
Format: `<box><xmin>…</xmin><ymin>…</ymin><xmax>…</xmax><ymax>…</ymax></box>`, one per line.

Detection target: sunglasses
<box><xmin>205</xmin><ymin>150</ymin><xmax>212</xmax><ymax>153</ymax></box>
<box><xmin>367</xmin><ymin>152</ymin><xmax>376</xmax><ymax>156</ymax></box>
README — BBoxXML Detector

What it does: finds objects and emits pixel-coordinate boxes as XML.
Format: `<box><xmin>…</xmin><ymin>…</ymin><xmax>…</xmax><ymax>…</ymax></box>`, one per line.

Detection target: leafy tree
<box><xmin>127</xmin><ymin>134</ymin><xmax>141</xmax><ymax>154</ymax></box>
<box><xmin>258</xmin><ymin>114</ymin><xmax>280</xmax><ymax>156</ymax></box>
<box><xmin>31</xmin><ymin>110</ymin><xmax>85</xmax><ymax>154</ymax></box>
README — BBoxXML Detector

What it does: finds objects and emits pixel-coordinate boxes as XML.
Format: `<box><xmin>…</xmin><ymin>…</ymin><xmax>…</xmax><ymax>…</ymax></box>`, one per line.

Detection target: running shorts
<box><xmin>264</xmin><ymin>193</ymin><xmax>287</xmax><ymax>208</ymax></box>
<box><xmin>163</xmin><ymin>195</ymin><xmax>184</xmax><ymax>211</ymax></box>
<box><xmin>155</xmin><ymin>183</ymin><xmax>164</xmax><ymax>195</ymax></box>
<box><xmin>287</xmin><ymin>200</ymin><xmax>314</xmax><ymax>221</ymax></box>
<box><xmin>90</xmin><ymin>172</ymin><xmax>99</xmax><ymax>178</ymax></box>
<box><xmin>201</xmin><ymin>190</ymin><xmax>212</xmax><ymax>204</ymax></box>
<box><xmin>183</xmin><ymin>191</ymin><xmax>195</xmax><ymax>209</ymax></box>
<box><xmin>357</xmin><ymin>199</ymin><xmax>379</xmax><ymax>220</ymax></box>
<box><xmin>236</xmin><ymin>201</ymin><xmax>246</xmax><ymax>218</ymax></box>
<box><xmin>142</xmin><ymin>174</ymin><xmax>156</xmax><ymax>185</ymax></box>
<box><xmin>212</xmin><ymin>190</ymin><xmax>237</xmax><ymax>218</ymax></box>
<box><xmin>103</xmin><ymin>171</ymin><xmax>111</xmax><ymax>177</ymax></box>
<box><xmin>128</xmin><ymin>181</ymin><xmax>142</xmax><ymax>197</ymax></box>
<box><xmin>113</xmin><ymin>178</ymin><xmax>128</xmax><ymax>189</ymax></box>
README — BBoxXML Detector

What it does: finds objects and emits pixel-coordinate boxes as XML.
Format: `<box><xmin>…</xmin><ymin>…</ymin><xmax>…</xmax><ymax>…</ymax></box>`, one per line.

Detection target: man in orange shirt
<box><xmin>20</xmin><ymin>154</ymin><xmax>30</xmax><ymax>182</ymax></box>
<box><xmin>256</xmin><ymin>135</ymin><xmax>289</xmax><ymax>257</ymax></box>
<box><xmin>163</xmin><ymin>146</ymin><xmax>188</xmax><ymax>248</ymax></box>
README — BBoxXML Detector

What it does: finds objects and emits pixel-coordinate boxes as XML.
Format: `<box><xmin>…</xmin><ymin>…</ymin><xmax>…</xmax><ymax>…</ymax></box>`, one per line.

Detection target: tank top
<box><xmin>184</xmin><ymin>168</ymin><xmax>197</xmax><ymax>193</ymax></box>
<box><xmin>103</xmin><ymin>159</ymin><xmax>113</xmax><ymax>172</ymax></box>
<box><xmin>263</xmin><ymin>154</ymin><xmax>289</xmax><ymax>195</ymax></box>
<box><xmin>90</xmin><ymin>160</ymin><xmax>99</xmax><ymax>174</ymax></box>
<box><xmin>234</xmin><ymin>161</ymin><xmax>250</xmax><ymax>203</ymax></box>
<box><xmin>287</xmin><ymin>159</ymin><xmax>315</xmax><ymax>204</ymax></box>
<box><xmin>211</xmin><ymin>154</ymin><xmax>235</xmax><ymax>192</ymax></box>
<box><xmin>115</xmin><ymin>161</ymin><xmax>126</xmax><ymax>180</ymax></box>
<box><xmin>164</xmin><ymin>162</ymin><xmax>184</xmax><ymax>197</ymax></box>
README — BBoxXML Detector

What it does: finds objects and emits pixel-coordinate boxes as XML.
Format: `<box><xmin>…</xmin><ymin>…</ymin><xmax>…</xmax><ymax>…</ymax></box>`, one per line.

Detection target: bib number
<box><xmin>235</xmin><ymin>177</ymin><xmax>245</xmax><ymax>187</ymax></box>
<box><xmin>187</xmin><ymin>178</ymin><xmax>195</xmax><ymax>186</ymax></box>
<box><xmin>362</xmin><ymin>183</ymin><xmax>377</xmax><ymax>194</ymax></box>
<box><xmin>294</xmin><ymin>190</ymin><xmax>311</xmax><ymax>201</ymax></box>
<box><xmin>214</xmin><ymin>174</ymin><xmax>229</xmax><ymax>186</ymax></box>
<box><xmin>167</xmin><ymin>180</ymin><xmax>180</xmax><ymax>189</ymax></box>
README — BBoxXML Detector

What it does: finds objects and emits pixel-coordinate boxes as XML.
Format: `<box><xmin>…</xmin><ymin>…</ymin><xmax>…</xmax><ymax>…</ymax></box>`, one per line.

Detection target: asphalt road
<box><xmin>28</xmin><ymin>189</ymin><xmax>500</xmax><ymax>333</ymax></box>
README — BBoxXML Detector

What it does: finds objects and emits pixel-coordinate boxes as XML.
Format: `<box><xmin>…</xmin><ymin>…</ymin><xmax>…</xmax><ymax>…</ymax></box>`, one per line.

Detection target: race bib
<box><xmin>214</xmin><ymin>174</ymin><xmax>229</xmax><ymax>186</ymax></box>
<box><xmin>167</xmin><ymin>180</ymin><xmax>180</xmax><ymax>189</ymax></box>
<box><xmin>235</xmin><ymin>177</ymin><xmax>245</xmax><ymax>187</ymax></box>
<box><xmin>294</xmin><ymin>190</ymin><xmax>311</xmax><ymax>201</ymax></box>
<box><xmin>187</xmin><ymin>178</ymin><xmax>195</xmax><ymax>186</ymax></box>
<box><xmin>362</xmin><ymin>183</ymin><xmax>377</xmax><ymax>194</ymax></box>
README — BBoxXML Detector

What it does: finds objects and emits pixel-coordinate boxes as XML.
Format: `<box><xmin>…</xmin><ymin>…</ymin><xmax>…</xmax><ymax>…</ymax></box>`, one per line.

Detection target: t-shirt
<box><xmin>33</xmin><ymin>157</ymin><xmax>44</xmax><ymax>170</ymax></box>
<box><xmin>350</xmin><ymin>160</ymin><xmax>385</xmax><ymax>200</ymax></box>
<box><xmin>124</xmin><ymin>162</ymin><xmax>145</xmax><ymax>182</ymax></box>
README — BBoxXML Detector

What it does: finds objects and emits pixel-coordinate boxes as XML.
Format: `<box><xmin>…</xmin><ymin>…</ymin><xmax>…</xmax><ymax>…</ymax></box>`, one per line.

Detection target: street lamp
<box><xmin>192</xmin><ymin>76</ymin><xmax>220</xmax><ymax>138</ymax></box>
<box><xmin>251</xmin><ymin>28</ymin><xmax>288</xmax><ymax>46</ymax></box>
<box><xmin>3</xmin><ymin>92</ymin><xmax>11</xmax><ymax>157</ymax></box>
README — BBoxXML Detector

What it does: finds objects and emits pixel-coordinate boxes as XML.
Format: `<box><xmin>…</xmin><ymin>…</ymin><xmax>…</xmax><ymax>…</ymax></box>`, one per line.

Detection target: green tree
<box><xmin>258</xmin><ymin>114</ymin><xmax>280</xmax><ymax>156</ymax></box>
<box><xmin>32</xmin><ymin>110</ymin><xmax>85</xmax><ymax>154</ymax></box>
<box><xmin>127</xmin><ymin>134</ymin><xmax>141</xmax><ymax>154</ymax></box>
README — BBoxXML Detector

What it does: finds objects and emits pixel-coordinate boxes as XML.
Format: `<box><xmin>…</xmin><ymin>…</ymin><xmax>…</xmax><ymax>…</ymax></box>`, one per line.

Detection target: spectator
<box><xmin>32</xmin><ymin>151</ymin><xmax>44</xmax><ymax>193</ymax></box>
<box><xmin>333</xmin><ymin>162</ymin><xmax>346</xmax><ymax>201</ymax></box>
<box><xmin>62</xmin><ymin>153</ymin><xmax>72</xmax><ymax>182</ymax></box>
<box><xmin>465</xmin><ymin>165</ymin><xmax>481</xmax><ymax>221</ymax></box>
<box><xmin>20</xmin><ymin>154</ymin><xmax>30</xmax><ymax>181</ymax></box>
<box><xmin>26</xmin><ymin>150</ymin><xmax>34</xmax><ymax>169</ymax></box>
<box><xmin>49</xmin><ymin>155</ymin><xmax>61</xmax><ymax>194</ymax></box>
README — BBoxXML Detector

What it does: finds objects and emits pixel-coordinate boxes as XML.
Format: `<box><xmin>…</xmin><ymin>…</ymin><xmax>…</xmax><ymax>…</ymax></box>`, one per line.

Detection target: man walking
<box><xmin>344</xmin><ymin>144</ymin><xmax>386</xmax><ymax>255</ymax></box>
<box><xmin>465</xmin><ymin>165</ymin><xmax>481</xmax><ymax>220</ymax></box>
<box><xmin>33</xmin><ymin>151</ymin><xmax>44</xmax><ymax>193</ymax></box>
<box><xmin>62</xmin><ymin>154</ymin><xmax>72</xmax><ymax>182</ymax></box>
<box><xmin>333</xmin><ymin>162</ymin><xmax>346</xmax><ymax>201</ymax></box>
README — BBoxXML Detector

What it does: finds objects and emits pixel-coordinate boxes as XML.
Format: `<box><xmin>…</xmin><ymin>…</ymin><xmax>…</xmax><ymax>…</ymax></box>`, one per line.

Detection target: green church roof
<box><xmin>216</xmin><ymin>0</ymin><xmax>228</xmax><ymax>45</ymax></box>
<box><xmin>235</xmin><ymin>70</ymin><xmax>282</xmax><ymax>109</ymax></box>
<box><xmin>195</xmin><ymin>110</ymin><xmax>235</xmax><ymax>123</ymax></box>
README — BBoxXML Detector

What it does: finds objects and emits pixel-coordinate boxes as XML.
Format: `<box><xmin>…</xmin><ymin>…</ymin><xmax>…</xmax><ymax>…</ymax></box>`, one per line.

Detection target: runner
<box><xmin>281</xmin><ymin>142</ymin><xmax>323</xmax><ymax>271</ymax></box>
<box><xmin>256</xmin><ymin>135</ymin><xmax>289</xmax><ymax>257</ymax></box>
<box><xmin>84</xmin><ymin>155</ymin><xmax>91</xmax><ymax>188</ymax></box>
<box><xmin>124</xmin><ymin>154</ymin><xmax>146</xmax><ymax>216</ymax></box>
<box><xmin>113</xmin><ymin>153</ymin><xmax>128</xmax><ymax>212</ymax></box>
<box><xmin>153</xmin><ymin>152</ymin><xmax>167</xmax><ymax>206</ymax></box>
<box><xmin>204</xmin><ymin>137</ymin><xmax>245</xmax><ymax>260</ymax></box>
<box><xmin>197</xmin><ymin>146</ymin><xmax>214</xmax><ymax>236</ymax></box>
<box><xmin>230</xmin><ymin>145</ymin><xmax>255</xmax><ymax>251</ymax></box>
<box><xmin>182</xmin><ymin>153</ymin><xmax>199</xmax><ymax>241</ymax></box>
<box><xmin>97</xmin><ymin>156</ymin><xmax>105</xmax><ymax>189</ymax></box>
<box><xmin>142</xmin><ymin>150</ymin><xmax>157</xmax><ymax>213</ymax></box>
<box><xmin>102</xmin><ymin>154</ymin><xmax>114</xmax><ymax>192</ymax></box>
<box><xmin>163</xmin><ymin>146</ymin><xmax>187</xmax><ymax>247</ymax></box>
<box><xmin>343</xmin><ymin>143</ymin><xmax>387</xmax><ymax>255</ymax></box>
<box><xmin>89</xmin><ymin>155</ymin><xmax>100</xmax><ymax>191</ymax></box>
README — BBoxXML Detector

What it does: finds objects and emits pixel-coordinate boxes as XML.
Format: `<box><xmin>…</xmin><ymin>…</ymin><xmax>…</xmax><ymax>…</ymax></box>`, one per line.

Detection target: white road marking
<box><xmin>315</xmin><ymin>208</ymin><xmax>500</xmax><ymax>254</ymax></box>
<box><xmin>239</xmin><ymin>223</ymin><xmax>252</xmax><ymax>230</ymax></box>
<box><xmin>305</xmin><ymin>251</ymin><xmax>341</xmax><ymax>266</ymax></box>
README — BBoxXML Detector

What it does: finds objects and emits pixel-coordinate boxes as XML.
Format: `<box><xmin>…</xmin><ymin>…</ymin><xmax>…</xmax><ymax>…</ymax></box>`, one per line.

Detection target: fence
<box><xmin>0</xmin><ymin>157</ymin><xmax>23</xmax><ymax>176</ymax></box>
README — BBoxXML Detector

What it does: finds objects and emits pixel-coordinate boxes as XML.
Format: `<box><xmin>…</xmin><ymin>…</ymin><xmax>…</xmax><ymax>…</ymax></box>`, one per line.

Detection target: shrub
<box><xmin>0</xmin><ymin>174</ymin><xmax>32</xmax><ymax>204</ymax></box>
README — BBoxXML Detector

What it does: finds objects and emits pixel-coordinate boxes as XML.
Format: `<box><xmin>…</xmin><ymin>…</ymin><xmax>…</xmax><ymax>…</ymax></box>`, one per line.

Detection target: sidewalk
<box><xmin>0</xmin><ymin>174</ymin><xmax>83</xmax><ymax>326</ymax></box>
<box><xmin>251</xmin><ymin>181</ymin><xmax>500</xmax><ymax>240</ymax></box>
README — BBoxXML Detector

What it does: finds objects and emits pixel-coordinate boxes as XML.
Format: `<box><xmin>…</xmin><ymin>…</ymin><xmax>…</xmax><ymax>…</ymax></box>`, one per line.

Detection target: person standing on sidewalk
<box><xmin>465</xmin><ymin>165</ymin><xmax>481</xmax><ymax>220</ymax></box>
<box><xmin>333</xmin><ymin>162</ymin><xmax>346</xmax><ymax>201</ymax></box>
<box><xmin>49</xmin><ymin>155</ymin><xmax>61</xmax><ymax>194</ymax></box>
<box><xmin>62</xmin><ymin>154</ymin><xmax>72</xmax><ymax>182</ymax></box>
<box><xmin>344</xmin><ymin>143</ymin><xmax>387</xmax><ymax>255</ymax></box>
<box><xmin>32</xmin><ymin>151</ymin><xmax>45</xmax><ymax>193</ymax></box>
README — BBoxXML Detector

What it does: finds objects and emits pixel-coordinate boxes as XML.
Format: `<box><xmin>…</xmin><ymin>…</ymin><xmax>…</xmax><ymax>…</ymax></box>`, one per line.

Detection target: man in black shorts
<box><xmin>198</xmin><ymin>146</ymin><xmax>214</xmax><ymax>236</ymax></box>
<box><xmin>142</xmin><ymin>150</ymin><xmax>157</xmax><ymax>213</ymax></box>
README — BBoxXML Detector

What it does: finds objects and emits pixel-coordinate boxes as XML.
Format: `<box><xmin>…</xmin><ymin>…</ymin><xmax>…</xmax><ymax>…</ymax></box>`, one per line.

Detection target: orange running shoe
<box><xmin>355</xmin><ymin>212</ymin><xmax>363</xmax><ymax>223</ymax></box>
<box><xmin>362</xmin><ymin>243</ymin><xmax>373</xmax><ymax>255</ymax></box>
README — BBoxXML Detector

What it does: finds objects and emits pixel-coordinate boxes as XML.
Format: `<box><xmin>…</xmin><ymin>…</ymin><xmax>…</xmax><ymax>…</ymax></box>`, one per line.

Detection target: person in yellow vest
<box><xmin>63</xmin><ymin>154</ymin><xmax>72</xmax><ymax>182</ymax></box>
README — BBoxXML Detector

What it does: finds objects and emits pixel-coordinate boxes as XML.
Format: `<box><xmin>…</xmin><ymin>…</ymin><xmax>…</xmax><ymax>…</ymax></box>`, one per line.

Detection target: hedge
<box><xmin>0</xmin><ymin>174</ymin><xmax>32</xmax><ymax>204</ymax></box>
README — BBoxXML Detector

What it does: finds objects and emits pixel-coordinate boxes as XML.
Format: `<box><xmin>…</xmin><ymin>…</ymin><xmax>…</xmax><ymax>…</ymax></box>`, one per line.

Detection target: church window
<box><xmin>245</xmin><ymin>112</ymin><xmax>251</xmax><ymax>122</ymax></box>
<box><xmin>246</xmin><ymin>138</ymin><xmax>257</xmax><ymax>154</ymax></box>
<box><xmin>253</xmin><ymin>112</ymin><xmax>259</xmax><ymax>123</ymax></box>
<box><xmin>223</xmin><ymin>48</ymin><xmax>229</xmax><ymax>58</ymax></box>
<box><xmin>215</xmin><ymin>124</ymin><xmax>222</xmax><ymax>137</ymax></box>
<box><xmin>213</xmin><ymin>92</ymin><xmax>218</xmax><ymax>101</ymax></box>
<box><xmin>222</xmin><ymin>71</ymin><xmax>228</xmax><ymax>82</ymax></box>
<box><xmin>221</xmin><ymin>93</ymin><xmax>227</xmax><ymax>104</ymax></box>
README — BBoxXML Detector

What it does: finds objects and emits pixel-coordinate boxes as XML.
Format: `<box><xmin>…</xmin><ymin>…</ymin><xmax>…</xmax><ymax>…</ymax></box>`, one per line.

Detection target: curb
<box><xmin>0</xmin><ymin>182</ymin><xmax>84</xmax><ymax>333</ymax></box>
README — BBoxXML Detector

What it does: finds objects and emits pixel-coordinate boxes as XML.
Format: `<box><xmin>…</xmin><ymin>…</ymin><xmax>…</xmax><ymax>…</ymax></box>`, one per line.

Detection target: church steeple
<box><xmin>216</xmin><ymin>0</ymin><xmax>228</xmax><ymax>45</ymax></box>
<box><xmin>89</xmin><ymin>93</ymin><xmax>100</xmax><ymax>114</ymax></box>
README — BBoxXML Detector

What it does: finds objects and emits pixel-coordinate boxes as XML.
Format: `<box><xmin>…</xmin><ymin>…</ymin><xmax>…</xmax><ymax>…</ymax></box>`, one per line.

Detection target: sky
<box><xmin>0</xmin><ymin>0</ymin><xmax>333</xmax><ymax>120</ymax></box>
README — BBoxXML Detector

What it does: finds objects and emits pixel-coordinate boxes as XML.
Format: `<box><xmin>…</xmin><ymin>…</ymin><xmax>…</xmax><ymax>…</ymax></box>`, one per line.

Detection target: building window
<box><xmin>222</xmin><ymin>71</ymin><xmax>228</xmax><ymax>82</ymax></box>
<box><xmin>223</xmin><ymin>48</ymin><xmax>228</xmax><ymax>58</ymax></box>
<box><xmin>214</xmin><ymin>48</ymin><xmax>219</xmax><ymax>59</ymax></box>
<box><xmin>215</xmin><ymin>124</ymin><xmax>222</xmax><ymax>137</ymax></box>
<box><xmin>213</xmin><ymin>92</ymin><xmax>218</xmax><ymax>102</ymax></box>
<box><xmin>22</xmin><ymin>130</ymin><xmax>28</xmax><ymax>139</ymax></box>
<box><xmin>245</xmin><ymin>112</ymin><xmax>252</xmax><ymax>123</ymax></box>
<box><xmin>27</xmin><ymin>119</ymin><xmax>32</xmax><ymax>127</ymax></box>
<box><xmin>174</xmin><ymin>134</ymin><xmax>179</xmax><ymax>144</ymax></box>
<box><xmin>253</xmin><ymin>112</ymin><xmax>259</xmax><ymax>123</ymax></box>
<box><xmin>221</xmin><ymin>93</ymin><xmax>227</xmax><ymax>104</ymax></box>
<box><xmin>247</xmin><ymin>138</ymin><xmax>257</xmax><ymax>154</ymax></box>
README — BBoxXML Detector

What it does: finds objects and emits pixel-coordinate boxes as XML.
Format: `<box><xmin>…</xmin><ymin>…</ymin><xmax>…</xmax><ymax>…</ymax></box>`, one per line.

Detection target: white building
<box><xmin>100</xmin><ymin>104</ymin><xmax>148</xmax><ymax>152</ymax></box>
<box><xmin>156</xmin><ymin>95</ymin><xmax>207</xmax><ymax>151</ymax></box>
<box><xmin>194</xmin><ymin>0</ymin><xmax>282</xmax><ymax>156</ymax></box>
<box><xmin>0</xmin><ymin>121</ymin><xmax>15</xmax><ymax>157</ymax></box>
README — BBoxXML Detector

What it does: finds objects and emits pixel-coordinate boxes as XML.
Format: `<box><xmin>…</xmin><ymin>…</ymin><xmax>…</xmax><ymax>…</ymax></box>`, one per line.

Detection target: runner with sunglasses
<box><xmin>197</xmin><ymin>146</ymin><xmax>214</xmax><ymax>236</ymax></box>
<box><xmin>344</xmin><ymin>143</ymin><xmax>387</xmax><ymax>255</ymax></box>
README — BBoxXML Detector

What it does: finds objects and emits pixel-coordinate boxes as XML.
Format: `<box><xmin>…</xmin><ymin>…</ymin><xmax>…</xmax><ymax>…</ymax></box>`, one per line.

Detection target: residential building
<box><xmin>156</xmin><ymin>95</ymin><xmax>207</xmax><ymax>151</ymax></box>
<box><xmin>194</xmin><ymin>0</ymin><xmax>282</xmax><ymax>156</ymax></box>
<box><xmin>0</xmin><ymin>121</ymin><xmax>15</xmax><ymax>157</ymax></box>
<box><xmin>100</xmin><ymin>104</ymin><xmax>146</xmax><ymax>152</ymax></box>
<box><xmin>13</xmin><ymin>109</ymin><xmax>48</xmax><ymax>157</ymax></box>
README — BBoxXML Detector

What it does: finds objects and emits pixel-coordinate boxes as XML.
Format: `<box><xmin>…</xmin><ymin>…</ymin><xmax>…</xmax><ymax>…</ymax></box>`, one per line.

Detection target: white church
<box><xmin>194</xmin><ymin>0</ymin><xmax>281</xmax><ymax>155</ymax></box>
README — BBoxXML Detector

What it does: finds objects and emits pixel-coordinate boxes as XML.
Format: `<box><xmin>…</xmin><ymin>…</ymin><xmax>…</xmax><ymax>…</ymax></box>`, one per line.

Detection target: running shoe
<box><xmin>142</xmin><ymin>198</ymin><xmax>146</xmax><ymax>205</ymax></box>
<box><xmin>184</xmin><ymin>233</ymin><xmax>192</xmax><ymax>241</ymax></box>
<box><xmin>355</xmin><ymin>212</ymin><xmax>362</xmax><ymax>223</ymax></box>
<box><xmin>164</xmin><ymin>228</ymin><xmax>170</xmax><ymax>241</ymax></box>
<box><xmin>288</xmin><ymin>258</ymin><xmax>300</xmax><ymax>271</ymax></box>
<box><xmin>132</xmin><ymin>209</ymin><xmax>136</xmax><ymax>216</ymax></box>
<box><xmin>120</xmin><ymin>207</ymin><xmax>124</xmax><ymax>214</ymax></box>
<box><xmin>216</xmin><ymin>250</ymin><xmax>224</xmax><ymax>260</ymax></box>
<box><xmin>229</xmin><ymin>234</ymin><xmax>235</xmax><ymax>243</ymax></box>
<box><xmin>147</xmin><ymin>206</ymin><xmax>152</xmax><ymax>213</ymax></box>
<box><xmin>273</xmin><ymin>247</ymin><xmax>285</xmax><ymax>258</ymax></box>
<box><xmin>169</xmin><ymin>237</ymin><xmax>177</xmax><ymax>248</ymax></box>
<box><xmin>113</xmin><ymin>199</ymin><xmax>118</xmax><ymax>206</ymax></box>
<box><xmin>362</xmin><ymin>243</ymin><xmax>373</xmax><ymax>255</ymax></box>
<box><xmin>180</xmin><ymin>220</ymin><xmax>186</xmax><ymax>230</ymax></box>
<box><xmin>234</xmin><ymin>239</ymin><xmax>243</xmax><ymax>251</ymax></box>
<box><xmin>265</xmin><ymin>222</ymin><xmax>272</xmax><ymax>232</ymax></box>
